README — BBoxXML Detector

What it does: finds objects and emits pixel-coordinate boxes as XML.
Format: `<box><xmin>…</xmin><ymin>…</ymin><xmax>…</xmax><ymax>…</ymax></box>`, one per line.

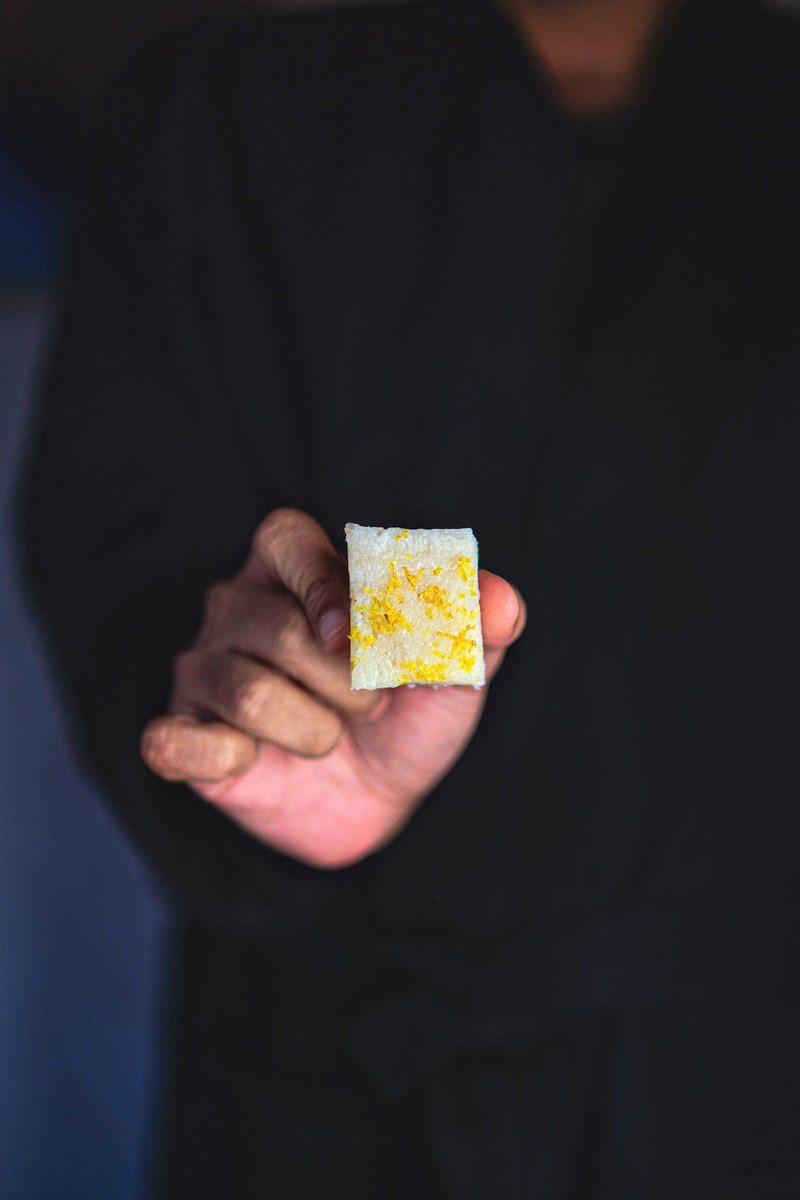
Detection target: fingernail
<box><xmin>318</xmin><ymin>608</ymin><xmax>349</xmax><ymax>650</ymax></box>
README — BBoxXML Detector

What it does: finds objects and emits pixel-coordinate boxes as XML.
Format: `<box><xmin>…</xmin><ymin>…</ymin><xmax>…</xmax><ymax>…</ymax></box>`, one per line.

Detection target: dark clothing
<box><xmin>24</xmin><ymin>1</ymin><xmax>800</xmax><ymax>1195</ymax></box>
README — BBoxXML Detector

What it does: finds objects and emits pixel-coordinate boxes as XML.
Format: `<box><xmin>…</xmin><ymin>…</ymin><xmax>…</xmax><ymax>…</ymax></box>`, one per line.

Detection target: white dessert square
<box><xmin>345</xmin><ymin>524</ymin><xmax>485</xmax><ymax>690</ymax></box>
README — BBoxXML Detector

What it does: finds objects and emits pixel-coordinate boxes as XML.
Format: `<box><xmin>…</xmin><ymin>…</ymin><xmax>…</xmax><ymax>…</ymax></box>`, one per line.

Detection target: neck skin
<box><xmin>496</xmin><ymin>0</ymin><xmax>685</xmax><ymax>116</ymax></box>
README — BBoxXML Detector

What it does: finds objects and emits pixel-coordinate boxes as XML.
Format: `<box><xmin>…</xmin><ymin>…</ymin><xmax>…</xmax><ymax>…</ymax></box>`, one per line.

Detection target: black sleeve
<box><xmin>21</xmin><ymin>33</ymin><xmax>354</xmax><ymax>926</ymax></box>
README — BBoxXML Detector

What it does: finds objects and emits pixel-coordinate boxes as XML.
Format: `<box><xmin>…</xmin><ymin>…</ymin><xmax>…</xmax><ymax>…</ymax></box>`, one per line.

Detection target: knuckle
<box><xmin>230</xmin><ymin>672</ymin><xmax>273</xmax><ymax>730</ymax></box>
<box><xmin>274</xmin><ymin>606</ymin><xmax>312</xmax><ymax>664</ymax></box>
<box><xmin>253</xmin><ymin>508</ymin><xmax>302</xmax><ymax>559</ymax></box>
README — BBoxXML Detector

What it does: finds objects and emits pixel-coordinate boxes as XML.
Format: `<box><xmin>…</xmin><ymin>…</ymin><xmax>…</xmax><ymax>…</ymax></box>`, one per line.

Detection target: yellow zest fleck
<box><xmin>403</xmin><ymin>566</ymin><xmax>420</xmax><ymax>590</ymax></box>
<box><xmin>419</xmin><ymin>585</ymin><xmax>449</xmax><ymax>608</ymax></box>
<box><xmin>432</xmin><ymin>567</ymin><xmax>443</xmax><ymax>576</ymax></box>
<box><xmin>364</xmin><ymin>586</ymin><xmax>374</xmax><ymax>595</ymax></box>
<box><xmin>352</xmin><ymin>656</ymin><xmax>359</xmax><ymax>667</ymax></box>
<box><xmin>395</xmin><ymin>529</ymin><xmax>409</xmax><ymax>540</ymax></box>
<box><xmin>397</xmin><ymin>659</ymin><xmax>448</xmax><ymax>684</ymax></box>
<box><xmin>349</xmin><ymin>627</ymin><xmax>362</xmax><ymax>646</ymax></box>
<box><xmin>458</xmin><ymin>592</ymin><xmax>466</xmax><ymax>599</ymax></box>
<box><xmin>437</xmin><ymin>624</ymin><xmax>477</xmax><ymax>671</ymax></box>
<box><xmin>365</xmin><ymin>594</ymin><xmax>412</xmax><ymax>635</ymax></box>
<box><xmin>457</xmin><ymin>557</ymin><xmax>476</xmax><ymax>583</ymax></box>
<box><xmin>363</xmin><ymin>633</ymin><xmax>376</xmax><ymax>648</ymax></box>
<box><xmin>386</xmin><ymin>562</ymin><xmax>403</xmax><ymax>593</ymax></box>
<box><xmin>420</xmin><ymin>584</ymin><xmax>453</xmax><ymax>620</ymax></box>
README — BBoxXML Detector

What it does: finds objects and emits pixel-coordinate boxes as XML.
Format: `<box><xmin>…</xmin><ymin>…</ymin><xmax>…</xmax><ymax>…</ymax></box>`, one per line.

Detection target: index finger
<box><xmin>245</xmin><ymin>508</ymin><xmax>350</xmax><ymax>651</ymax></box>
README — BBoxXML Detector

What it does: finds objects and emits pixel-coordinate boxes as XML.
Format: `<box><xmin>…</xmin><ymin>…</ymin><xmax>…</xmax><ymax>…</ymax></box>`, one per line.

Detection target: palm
<box><xmin>193</xmin><ymin>681</ymin><xmax>488</xmax><ymax>867</ymax></box>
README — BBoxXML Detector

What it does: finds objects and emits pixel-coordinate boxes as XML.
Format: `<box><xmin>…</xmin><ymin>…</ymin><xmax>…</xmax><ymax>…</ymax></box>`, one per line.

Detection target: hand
<box><xmin>141</xmin><ymin>509</ymin><xmax>526</xmax><ymax>868</ymax></box>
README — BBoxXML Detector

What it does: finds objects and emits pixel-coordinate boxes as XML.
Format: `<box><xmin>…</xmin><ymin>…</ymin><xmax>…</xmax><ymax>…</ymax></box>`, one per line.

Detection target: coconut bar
<box><xmin>345</xmin><ymin>524</ymin><xmax>485</xmax><ymax>690</ymax></box>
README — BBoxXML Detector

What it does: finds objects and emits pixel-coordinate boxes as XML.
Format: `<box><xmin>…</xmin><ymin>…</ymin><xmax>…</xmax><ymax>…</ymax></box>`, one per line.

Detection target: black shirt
<box><xmin>24</xmin><ymin>1</ymin><xmax>800</xmax><ymax>1195</ymax></box>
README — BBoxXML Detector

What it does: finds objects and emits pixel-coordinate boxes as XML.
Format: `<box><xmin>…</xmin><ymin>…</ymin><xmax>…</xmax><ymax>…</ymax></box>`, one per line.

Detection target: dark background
<box><xmin>4</xmin><ymin>1</ymin><xmax>800</xmax><ymax>1197</ymax></box>
<box><xmin>0</xmin><ymin>4</ymin><xmax>244</xmax><ymax>1198</ymax></box>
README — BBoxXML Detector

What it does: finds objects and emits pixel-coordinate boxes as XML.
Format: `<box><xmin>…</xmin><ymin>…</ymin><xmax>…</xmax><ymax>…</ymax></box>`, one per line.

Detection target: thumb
<box><xmin>478</xmin><ymin>571</ymin><xmax>527</xmax><ymax>681</ymax></box>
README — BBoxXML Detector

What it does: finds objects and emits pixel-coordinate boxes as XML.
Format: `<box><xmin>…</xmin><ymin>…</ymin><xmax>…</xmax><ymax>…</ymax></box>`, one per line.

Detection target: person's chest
<box><xmin>181</xmin><ymin>14</ymin><xmax>800</xmax><ymax>910</ymax></box>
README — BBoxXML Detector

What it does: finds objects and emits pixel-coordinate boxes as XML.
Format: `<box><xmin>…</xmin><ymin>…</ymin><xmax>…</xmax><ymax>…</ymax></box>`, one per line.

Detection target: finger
<box><xmin>246</xmin><ymin>508</ymin><xmax>350</xmax><ymax>651</ymax></box>
<box><xmin>198</xmin><ymin>582</ymin><xmax>381</xmax><ymax>718</ymax></box>
<box><xmin>478</xmin><ymin>571</ymin><xmax>526</xmax><ymax>683</ymax></box>
<box><xmin>172</xmin><ymin>648</ymin><xmax>343</xmax><ymax>757</ymax></box>
<box><xmin>140</xmin><ymin>714</ymin><xmax>257</xmax><ymax>783</ymax></box>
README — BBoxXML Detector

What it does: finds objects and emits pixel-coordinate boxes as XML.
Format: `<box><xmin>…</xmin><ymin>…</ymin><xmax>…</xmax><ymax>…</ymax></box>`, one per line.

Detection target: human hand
<box><xmin>140</xmin><ymin>509</ymin><xmax>526</xmax><ymax>868</ymax></box>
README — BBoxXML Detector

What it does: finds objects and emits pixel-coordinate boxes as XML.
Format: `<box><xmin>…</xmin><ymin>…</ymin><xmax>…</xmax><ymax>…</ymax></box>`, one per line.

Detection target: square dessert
<box><xmin>345</xmin><ymin>524</ymin><xmax>485</xmax><ymax>689</ymax></box>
